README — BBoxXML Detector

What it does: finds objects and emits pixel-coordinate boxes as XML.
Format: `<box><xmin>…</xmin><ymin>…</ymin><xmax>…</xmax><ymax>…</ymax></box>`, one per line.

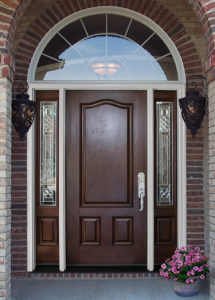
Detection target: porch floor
<box><xmin>11</xmin><ymin>278</ymin><xmax>210</xmax><ymax>300</ymax></box>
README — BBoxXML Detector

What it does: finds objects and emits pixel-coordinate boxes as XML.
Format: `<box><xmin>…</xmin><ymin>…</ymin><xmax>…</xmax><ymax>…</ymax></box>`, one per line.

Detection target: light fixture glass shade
<box><xmin>91</xmin><ymin>62</ymin><xmax>121</xmax><ymax>76</ymax></box>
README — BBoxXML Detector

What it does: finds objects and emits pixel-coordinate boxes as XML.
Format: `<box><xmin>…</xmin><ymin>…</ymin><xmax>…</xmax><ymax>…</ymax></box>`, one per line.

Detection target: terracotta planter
<box><xmin>173</xmin><ymin>277</ymin><xmax>202</xmax><ymax>297</ymax></box>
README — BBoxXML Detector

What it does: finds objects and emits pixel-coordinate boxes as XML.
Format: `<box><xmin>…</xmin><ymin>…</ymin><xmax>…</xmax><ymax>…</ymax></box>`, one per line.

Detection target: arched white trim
<box><xmin>27</xmin><ymin>6</ymin><xmax>187</xmax><ymax>272</ymax></box>
<box><xmin>27</xmin><ymin>6</ymin><xmax>186</xmax><ymax>84</ymax></box>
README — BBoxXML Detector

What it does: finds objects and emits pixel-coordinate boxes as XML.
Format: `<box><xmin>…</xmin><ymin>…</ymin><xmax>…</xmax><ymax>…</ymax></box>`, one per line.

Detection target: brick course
<box><xmin>0</xmin><ymin>55</ymin><xmax>14</xmax><ymax>298</ymax></box>
<box><xmin>0</xmin><ymin>0</ymin><xmax>215</xmax><ymax>298</ymax></box>
<box><xmin>9</xmin><ymin>2</ymin><xmax>206</xmax><ymax>283</ymax></box>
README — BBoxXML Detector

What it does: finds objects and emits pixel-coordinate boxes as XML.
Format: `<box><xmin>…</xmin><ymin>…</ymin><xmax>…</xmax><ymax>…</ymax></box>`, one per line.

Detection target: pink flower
<box><xmin>165</xmin><ymin>258</ymin><xmax>170</xmax><ymax>263</ymax></box>
<box><xmin>186</xmin><ymin>279</ymin><xmax>190</xmax><ymax>284</ymax></box>
<box><xmin>161</xmin><ymin>263</ymin><xmax>167</xmax><ymax>269</ymax></box>
<box><xmin>174</xmin><ymin>278</ymin><xmax>178</xmax><ymax>281</ymax></box>
<box><xmin>193</xmin><ymin>266</ymin><xmax>199</xmax><ymax>271</ymax></box>
<box><xmin>200</xmin><ymin>275</ymin><xmax>205</xmax><ymax>280</ymax></box>
<box><xmin>181</xmin><ymin>246</ymin><xmax>186</xmax><ymax>251</ymax></box>
<box><xmin>187</xmin><ymin>271</ymin><xmax>191</xmax><ymax>276</ymax></box>
<box><xmin>195</xmin><ymin>247</ymin><xmax>200</xmax><ymax>251</ymax></box>
<box><xmin>191</xmin><ymin>270</ymin><xmax>195</xmax><ymax>276</ymax></box>
<box><xmin>198</xmin><ymin>267</ymin><xmax>203</xmax><ymax>272</ymax></box>
<box><xmin>160</xmin><ymin>271</ymin><xmax>164</xmax><ymax>276</ymax></box>
<box><xmin>190</xmin><ymin>278</ymin><xmax>194</xmax><ymax>283</ymax></box>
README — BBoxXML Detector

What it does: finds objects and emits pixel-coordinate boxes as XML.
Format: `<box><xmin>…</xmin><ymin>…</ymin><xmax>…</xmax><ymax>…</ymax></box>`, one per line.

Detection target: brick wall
<box><xmin>0</xmin><ymin>54</ymin><xmax>14</xmax><ymax>299</ymax></box>
<box><xmin>10</xmin><ymin>2</ymin><xmax>206</xmax><ymax>279</ymax></box>
<box><xmin>208</xmin><ymin>79</ymin><xmax>215</xmax><ymax>299</ymax></box>
<box><xmin>203</xmin><ymin>113</ymin><xmax>210</xmax><ymax>257</ymax></box>
<box><xmin>186</xmin><ymin>128</ymin><xmax>205</xmax><ymax>247</ymax></box>
<box><xmin>11</xmin><ymin>128</ymin><xmax>27</xmax><ymax>278</ymax></box>
<box><xmin>0</xmin><ymin>0</ymin><xmax>213</xmax><ymax>288</ymax></box>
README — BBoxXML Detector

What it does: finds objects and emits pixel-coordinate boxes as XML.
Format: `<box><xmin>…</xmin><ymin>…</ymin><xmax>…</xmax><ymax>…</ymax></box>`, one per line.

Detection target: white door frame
<box><xmin>27</xmin><ymin>82</ymin><xmax>186</xmax><ymax>272</ymax></box>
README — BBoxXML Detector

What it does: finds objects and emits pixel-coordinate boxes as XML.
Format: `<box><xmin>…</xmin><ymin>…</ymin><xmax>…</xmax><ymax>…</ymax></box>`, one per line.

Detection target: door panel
<box><xmin>66</xmin><ymin>91</ymin><xmax>147</xmax><ymax>265</ymax></box>
<box><xmin>81</xmin><ymin>101</ymin><xmax>132</xmax><ymax>207</ymax></box>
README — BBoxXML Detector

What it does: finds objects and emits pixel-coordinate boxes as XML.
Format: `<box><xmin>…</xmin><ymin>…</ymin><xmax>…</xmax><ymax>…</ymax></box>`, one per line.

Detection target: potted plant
<box><xmin>159</xmin><ymin>246</ymin><xmax>210</xmax><ymax>297</ymax></box>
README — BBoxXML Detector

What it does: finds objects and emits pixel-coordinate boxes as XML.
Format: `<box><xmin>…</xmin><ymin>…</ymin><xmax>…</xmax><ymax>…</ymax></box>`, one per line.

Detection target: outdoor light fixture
<box><xmin>12</xmin><ymin>79</ymin><xmax>36</xmax><ymax>141</ymax></box>
<box><xmin>91</xmin><ymin>60</ymin><xmax>121</xmax><ymax>76</ymax></box>
<box><xmin>179</xmin><ymin>75</ymin><xmax>208</xmax><ymax>138</ymax></box>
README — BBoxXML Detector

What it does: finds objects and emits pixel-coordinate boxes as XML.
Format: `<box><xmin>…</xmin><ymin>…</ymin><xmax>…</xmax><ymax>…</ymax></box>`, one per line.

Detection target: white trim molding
<box><xmin>27</xmin><ymin>88</ymin><xmax>36</xmax><ymax>272</ymax></box>
<box><xmin>27</xmin><ymin>6</ymin><xmax>186</xmax><ymax>84</ymax></box>
<box><xmin>27</xmin><ymin>82</ymin><xmax>187</xmax><ymax>271</ymax></box>
<box><xmin>59</xmin><ymin>88</ymin><xmax>66</xmax><ymax>271</ymax></box>
<box><xmin>177</xmin><ymin>86</ymin><xmax>187</xmax><ymax>248</ymax></box>
<box><xmin>147</xmin><ymin>88</ymin><xmax>154</xmax><ymax>271</ymax></box>
<box><xmin>27</xmin><ymin>3</ymin><xmax>187</xmax><ymax>272</ymax></box>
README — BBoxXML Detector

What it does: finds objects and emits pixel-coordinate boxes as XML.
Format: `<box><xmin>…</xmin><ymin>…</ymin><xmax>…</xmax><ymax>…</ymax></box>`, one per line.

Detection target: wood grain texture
<box><xmin>66</xmin><ymin>91</ymin><xmax>147</xmax><ymax>265</ymax></box>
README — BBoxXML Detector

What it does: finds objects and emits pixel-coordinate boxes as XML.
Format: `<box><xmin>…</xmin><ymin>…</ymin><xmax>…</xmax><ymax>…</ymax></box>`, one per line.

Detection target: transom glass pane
<box><xmin>40</xmin><ymin>102</ymin><xmax>57</xmax><ymax>206</ymax></box>
<box><xmin>156</xmin><ymin>102</ymin><xmax>173</xmax><ymax>206</ymax></box>
<box><xmin>35</xmin><ymin>14</ymin><xmax>178</xmax><ymax>81</ymax></box>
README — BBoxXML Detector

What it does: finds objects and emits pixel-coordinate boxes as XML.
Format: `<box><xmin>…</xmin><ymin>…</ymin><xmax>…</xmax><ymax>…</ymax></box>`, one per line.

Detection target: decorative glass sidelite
<box><xmin>40</xmin><ymin>102</ymin><xmax>57</xmax><ymax>206</ymax></box>
<box><xmin>156</xmin><ymin>102</ymin><xmax>173</xmax><ymax>206</ymax></box>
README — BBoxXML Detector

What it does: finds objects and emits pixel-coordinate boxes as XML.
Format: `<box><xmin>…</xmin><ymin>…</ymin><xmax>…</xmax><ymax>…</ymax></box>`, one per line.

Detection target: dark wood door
<box><xmin>66</xmin><ymin>91</ymin><xmax>147</xmax><ymax>265</ymax></box>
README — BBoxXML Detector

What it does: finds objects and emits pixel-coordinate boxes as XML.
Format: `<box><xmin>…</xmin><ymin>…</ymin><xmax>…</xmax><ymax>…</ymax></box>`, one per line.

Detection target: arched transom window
<box><xmin>35</xmin><ymin>13</ymin><xmax>179</xmax><ymax>81</ymax></box>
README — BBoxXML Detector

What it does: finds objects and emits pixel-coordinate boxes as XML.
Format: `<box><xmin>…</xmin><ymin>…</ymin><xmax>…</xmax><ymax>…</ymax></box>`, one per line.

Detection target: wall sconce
<box><xmin>12</xmin><ymin>79</ymin><xmax>36</xmax><ymax>141</ymax></box>
<box><xmin>179</xmin><ymin>75</ymin><xmax>208</xmax><ymax>138</ymax></box>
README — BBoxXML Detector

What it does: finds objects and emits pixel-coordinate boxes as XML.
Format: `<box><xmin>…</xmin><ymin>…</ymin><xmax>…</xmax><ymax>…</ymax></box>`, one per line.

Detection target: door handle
<box><xmin>138</xmin><ymin>172</ymin><xmax>145</xmax><ymax>212</ymax></box>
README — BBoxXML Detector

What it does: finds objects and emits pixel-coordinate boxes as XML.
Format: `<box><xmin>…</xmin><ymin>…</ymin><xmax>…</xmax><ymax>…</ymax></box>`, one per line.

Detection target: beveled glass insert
<box><xmin>40</xmin><ymin>102</ymin><xmax>57</xmax><ymax>206</ymax></box>
<box><xmin>35</xmin><ymin>14</ymin><xmax>178</xmax><ymax>81</ymax></box>
<box><xmin>156</xmin><ymin>102</ymin><xmax>173</xmax><ymax>206</ymax></box>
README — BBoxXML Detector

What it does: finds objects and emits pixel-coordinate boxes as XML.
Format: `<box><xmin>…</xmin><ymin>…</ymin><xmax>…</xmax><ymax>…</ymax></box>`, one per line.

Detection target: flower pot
<box><xmin>173</xmin><ymin>277</ymin><xmax>202</xmax><ymax>297</ymax></box>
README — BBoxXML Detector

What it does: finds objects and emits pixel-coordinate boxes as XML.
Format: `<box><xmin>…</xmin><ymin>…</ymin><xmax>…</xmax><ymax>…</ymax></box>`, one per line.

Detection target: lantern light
<box><xmin>178</xmin><ymin>75</ymin><xmax>208</xmax><ymax>138</ymax></box>
<box><xmin>12</xmin><ymin>79</ymin><xmax>36</xmax><ymax>141</ymax></box>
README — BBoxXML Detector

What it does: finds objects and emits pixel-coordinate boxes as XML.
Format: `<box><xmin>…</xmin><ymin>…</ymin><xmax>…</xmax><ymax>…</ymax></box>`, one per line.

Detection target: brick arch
<box><xmin>2</xmin><ymin>0</ymin><xmax>213</xmax><ymax>58</ymax></box>
<box><xmin>186</xmin><ymin>0</ymin><xmax>215</xmax><ymax>56</ymax></box>
<box><xmin>9</xmin><ymin>1</ymin><xmax>207</xmax><ymax>279</ymax></box>
<box><xmin>12</xmin><ymin>0</ymin><xmax>204</xmax><ymax>83</ymax></box>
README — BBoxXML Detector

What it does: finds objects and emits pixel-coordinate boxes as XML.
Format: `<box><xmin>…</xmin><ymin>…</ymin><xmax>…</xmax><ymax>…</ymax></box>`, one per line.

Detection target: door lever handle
<box><xmin>138</xmin><ymin>172</ymin><xmax>145</xmax><ymax>212</ymax></box>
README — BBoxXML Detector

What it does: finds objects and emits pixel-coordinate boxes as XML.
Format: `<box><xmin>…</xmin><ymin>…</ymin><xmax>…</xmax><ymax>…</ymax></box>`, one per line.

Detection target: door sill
<box><xmin>34</xmin><ymin>265</ymin><xmax>161</xmax><ymax>273</ymax></box>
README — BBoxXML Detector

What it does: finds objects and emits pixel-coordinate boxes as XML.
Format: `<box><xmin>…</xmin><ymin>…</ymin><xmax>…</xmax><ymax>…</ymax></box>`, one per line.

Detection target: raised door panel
<box><xmin>80</xmin><ymin>217</ymin><xmax>101</xmax><ymax>245</ymax></box>
<box><xmin>155</xmin><ymin>217</ymin><xmax>175</xmax><ymax>245</ymax></box>
<box><xmin>113</xmin><ymin>217</ymin><xmax>133</xmax><ymax>245</ymax></box>
<box><xmin>38</xmin><ymin>217</ymin><xmax>58</xmax><ymax>246</ymax></box>
<box><xmin>81</xmin><ymin>101</ymin><xmax>133</xmax><ymax>207</ymax></box>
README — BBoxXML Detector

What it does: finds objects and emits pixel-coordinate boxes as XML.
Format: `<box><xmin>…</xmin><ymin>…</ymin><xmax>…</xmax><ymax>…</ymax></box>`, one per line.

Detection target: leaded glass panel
<box><xmin>40</xmin><ymin>102</ymin><xmax>57</xmax><ymax>206</ymax></box>
<box><xmin>156</xmin><ymin>102</ymin><xmax>173</xmax><ymax>206</ymax></box>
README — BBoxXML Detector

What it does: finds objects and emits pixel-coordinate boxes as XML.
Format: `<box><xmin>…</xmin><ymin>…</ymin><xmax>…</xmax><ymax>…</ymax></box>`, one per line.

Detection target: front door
<box><xmin>66</xmin><ymin>91</ymin><xmax>147</xmax><ymax>265</ymax></box>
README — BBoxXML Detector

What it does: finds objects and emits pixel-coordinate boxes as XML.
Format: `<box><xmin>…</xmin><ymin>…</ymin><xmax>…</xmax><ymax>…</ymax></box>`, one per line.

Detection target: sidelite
<box><xmin>156</xmin><ymin>102</ymin><xmax>173</xmax><ymax>206</ymax></box>
<box><xmin>40</xmin><ymin>102</ymin><xmax>57</xmax><ymax>206</ymax></box>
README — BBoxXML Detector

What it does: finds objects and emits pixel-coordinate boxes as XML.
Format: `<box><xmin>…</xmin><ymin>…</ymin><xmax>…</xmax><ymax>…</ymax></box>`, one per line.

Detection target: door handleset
<box><xmin>138</xmin><ymin>172</ymin><xmax>145</xmax><ymax>212</ymax></box>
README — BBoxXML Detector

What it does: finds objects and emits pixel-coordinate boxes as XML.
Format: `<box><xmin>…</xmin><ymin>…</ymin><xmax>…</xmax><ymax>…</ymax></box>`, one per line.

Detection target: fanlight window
<box><xmin>35</xmin><ymin>14</ymin><xmax>178</xmax><ymax>81</ymax></box>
